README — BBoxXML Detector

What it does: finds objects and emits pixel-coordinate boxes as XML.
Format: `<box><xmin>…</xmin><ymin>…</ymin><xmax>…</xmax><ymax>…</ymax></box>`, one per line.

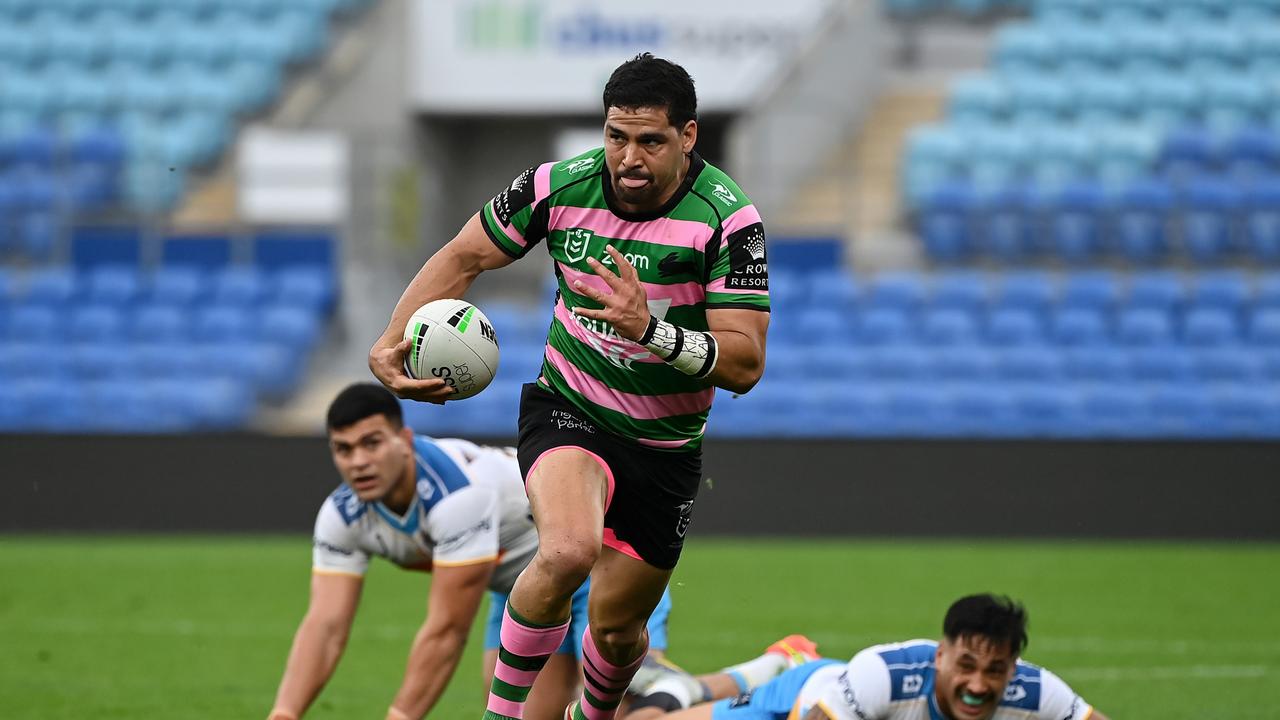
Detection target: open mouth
<box><xmin>619</xmin><ymin>175</ymin><xmax>651</xmax><ymax>190</ymax></box>
<box><xmin>955</xmin><ymin>691</ymin><xmax>992</xmax><ymax>716</ymax></box>
<box><xmin>351</xmin><ymin>475</ymin><xmax>379</xmax><ymax>491</ymax></box>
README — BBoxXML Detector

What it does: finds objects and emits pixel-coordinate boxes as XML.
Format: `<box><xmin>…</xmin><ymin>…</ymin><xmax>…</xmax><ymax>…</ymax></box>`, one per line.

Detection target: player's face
<box><xmin>327</xmin><ymin>415</ymin><xmax>414</xmax><ymax>504</ymax></box>
<box><xmin>933</xmin><ymin>636</ymin><xmax>1017</xmax><ymax>720</ymax></box>
<box><xmin>604</xmin><ymin>105</ymin><xmax>696</xmax><ymax>213</ymax></box>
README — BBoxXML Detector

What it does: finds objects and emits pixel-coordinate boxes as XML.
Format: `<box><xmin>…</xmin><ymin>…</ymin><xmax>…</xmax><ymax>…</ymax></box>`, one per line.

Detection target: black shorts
<box><xmin>515</xmin><ymin>383</ymin><xmax>702</xmax><ymax>570</ymax></box>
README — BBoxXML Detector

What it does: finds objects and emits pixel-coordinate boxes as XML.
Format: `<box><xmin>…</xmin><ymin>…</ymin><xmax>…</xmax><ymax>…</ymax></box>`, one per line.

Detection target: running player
<box><xmin>266</xmin><ymin>383</ymin><xmax>671</xmax><ymax>720</ymax></box>
<box><xmin>368</xmin><ymin>53</ymin><xmax>770</xmax><ymax>720</ymax></box>
<box><xmin>624</xmin><ymin>594</ymin><xmax>1109</xmax><ymax>720</ymax></box>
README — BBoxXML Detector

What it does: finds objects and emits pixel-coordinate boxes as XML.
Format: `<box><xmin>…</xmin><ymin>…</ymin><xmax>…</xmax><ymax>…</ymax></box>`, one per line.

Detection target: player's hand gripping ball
<box><xmin>402</xmin><ymin>299</ymin><xmax>500</xmax><ymax>400</ymax></box>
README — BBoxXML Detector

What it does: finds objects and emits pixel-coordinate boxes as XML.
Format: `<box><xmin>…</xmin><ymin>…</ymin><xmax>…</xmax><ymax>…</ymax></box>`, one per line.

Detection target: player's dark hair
<box><xmin>603</xmin><ymin>52</ymin><xmax>698</xmax><ymax>129</ymax></box>
<box><xmin>942</xmin><ymin>594</ymin><xmax>1029</xmax><ymax>656</ymax></box>
<box><xmin>326</xmin><ymin>382</ymin><xmax>404</xmax><ymax>431</ymax></box>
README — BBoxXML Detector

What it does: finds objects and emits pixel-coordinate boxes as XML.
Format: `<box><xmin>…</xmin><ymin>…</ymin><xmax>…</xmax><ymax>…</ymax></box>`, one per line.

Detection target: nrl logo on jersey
<box><xmin>565</xmin><ymin>228</ymin><xmax>592</xmax><ymax>263</ymax></box>
<box><xmin>710</xmin><ymin>181</ymin><xmax>737</xmax><ymax>206</ymax></box>
<box><xmin>564</xmin><ymin>157</ymin><xmax>596</xmax><ymax>174</ymax></box>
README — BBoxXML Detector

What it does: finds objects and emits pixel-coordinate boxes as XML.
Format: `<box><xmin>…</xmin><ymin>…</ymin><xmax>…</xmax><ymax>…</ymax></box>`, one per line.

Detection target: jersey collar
<box><xmin>372</xmin><ymin>495</ymin><xmax>420</xmax><ymax>534</ymax></box>
<box><xmin>601</xmin><ymin>151</ymin><xmax>705</xmax><ymax>222</ymax></box>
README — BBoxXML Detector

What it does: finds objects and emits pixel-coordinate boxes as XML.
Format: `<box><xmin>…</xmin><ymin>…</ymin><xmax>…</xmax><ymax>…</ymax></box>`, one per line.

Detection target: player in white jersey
<box><xmin>268</xmin><ymin>383</ymin><xmax>671</xmax><ymax>720</ymax></box>
<box><xmin>624</xmin><ymin>594</ymin><xmax>1109</xmax><ymax>720</ymax></box>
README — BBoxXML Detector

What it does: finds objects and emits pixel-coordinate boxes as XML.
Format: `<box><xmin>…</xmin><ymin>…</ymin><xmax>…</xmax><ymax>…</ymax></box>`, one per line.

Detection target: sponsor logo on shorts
<box><xmin>551</xmin><ymin>409</ymin><xmax>596</xmax><ymax>434</ymax></box>
<box><xmin>727</xmin><ymin>691</ymin><xmax>754</xmax><ymax>709</ymax></box>
<box><xmin>675</xmin><ymin>499</ymin><xmax>695</xmax><ymax>538</ymax></box>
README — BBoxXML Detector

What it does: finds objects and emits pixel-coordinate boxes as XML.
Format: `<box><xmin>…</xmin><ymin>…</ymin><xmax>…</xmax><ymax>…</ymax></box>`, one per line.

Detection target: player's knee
<box><xmin>591</xmin><ymin>621</ymin><xmax>648</xmax><ymax>656</ymax></box>
<box><xmin>537</xmin><ymin>537</ymin><xmax>599</xmax><ymax>585</ymax></box>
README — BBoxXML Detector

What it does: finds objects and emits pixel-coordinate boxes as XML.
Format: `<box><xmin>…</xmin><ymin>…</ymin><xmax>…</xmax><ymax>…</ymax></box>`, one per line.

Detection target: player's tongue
<box><xmin>620</xmin><ymin>174</ymin><xmax>650</xmax><ymax>189</ymax></box>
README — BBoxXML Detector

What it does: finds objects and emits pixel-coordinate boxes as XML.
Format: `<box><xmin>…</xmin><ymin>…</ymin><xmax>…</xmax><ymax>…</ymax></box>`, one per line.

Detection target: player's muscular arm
<box><xmin>369</xmin><ymin>212</ymin><xmax>515</xmax><ymax>403</ymax></box>
<box><xmin>270</xmin><ymin>572</ymin><xmax>363</xmax><ymax>719</ymax></box>
<box><xmin>388</xmin><ymin>560</ymin><xmax>494</xmax><ymax>719</ymax></box>
<box><xmin>703</xmin><ymin>308</ymin><xmax>768</xmax><ymax>394</ymax></box>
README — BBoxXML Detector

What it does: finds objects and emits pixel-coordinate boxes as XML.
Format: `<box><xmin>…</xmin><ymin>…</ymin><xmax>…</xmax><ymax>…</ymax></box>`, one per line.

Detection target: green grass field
<box><xmin>2</xmin><ymin>536</ymin><xmax>1277</xmax><ymax>719</ymax></box>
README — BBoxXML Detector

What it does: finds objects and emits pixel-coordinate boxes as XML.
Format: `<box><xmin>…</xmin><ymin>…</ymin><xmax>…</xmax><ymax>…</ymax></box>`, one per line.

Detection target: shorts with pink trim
<box><xmin>515</xmin><ymin>382</ymin><xmax>702</xmax><ymax>570</ymax></box>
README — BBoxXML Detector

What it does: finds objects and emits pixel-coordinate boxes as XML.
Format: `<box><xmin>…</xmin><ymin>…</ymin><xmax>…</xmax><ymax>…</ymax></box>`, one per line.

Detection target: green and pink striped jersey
<box><xmin>480</xmin><ymin>148</ymin><xmax>770</xmax><ymax>452</ymax></box>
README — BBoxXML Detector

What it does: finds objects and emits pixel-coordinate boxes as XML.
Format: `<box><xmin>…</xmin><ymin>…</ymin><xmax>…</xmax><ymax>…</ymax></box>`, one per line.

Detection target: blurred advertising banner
<box><xmin>410</xmin><ymin>0</ymin><xmax>833</xmax><ymax>114</ymax></box>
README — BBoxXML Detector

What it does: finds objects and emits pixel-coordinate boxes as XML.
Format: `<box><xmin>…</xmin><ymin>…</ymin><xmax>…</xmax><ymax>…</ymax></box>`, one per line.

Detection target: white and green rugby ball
<box><xmin>402</xmin><ymin>299</ymin><xmax>500</xmax><ymax>400</ymax></box>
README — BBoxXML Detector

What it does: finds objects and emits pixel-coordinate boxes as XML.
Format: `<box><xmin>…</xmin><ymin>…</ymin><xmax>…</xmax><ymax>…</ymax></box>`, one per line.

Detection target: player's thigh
<box><xmin>588</xmin><ymin>546</ymin><xmax>673</xmax><ymax>633</ymax></box>
<box><xmin>523</xmin><ymin>653</ymin><xmax>581</xmax><ymax>720</ymax></box>
<box><xmin>525</xmin><ymin>446</ymin><xmax>609</xmax><ymax>548</ymax></box>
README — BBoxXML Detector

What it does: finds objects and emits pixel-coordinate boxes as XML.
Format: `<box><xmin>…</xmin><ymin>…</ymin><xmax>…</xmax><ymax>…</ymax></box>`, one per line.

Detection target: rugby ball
<box><xmin>402</xmin><ymin>299</ymin><xmax>500</xmax><ymax>400</ymax></box>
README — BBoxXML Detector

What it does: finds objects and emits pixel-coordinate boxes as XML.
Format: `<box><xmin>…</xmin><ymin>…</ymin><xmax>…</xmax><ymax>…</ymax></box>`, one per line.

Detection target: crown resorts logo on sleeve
<box><xmin>725</xmin><ymin>223</ymin><xmax>769</xmax><ymax>290</ymax></box>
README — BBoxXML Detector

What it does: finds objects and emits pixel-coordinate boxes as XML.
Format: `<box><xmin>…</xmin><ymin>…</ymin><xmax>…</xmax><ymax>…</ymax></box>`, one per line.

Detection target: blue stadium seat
<box><xmin>867</xmin><ymin>345</ymin><xmax>933</xmax><ymax>380</ymax></box>
<box><xmin>863</xmin><ymin>272</ymin><xmax>928</xmax><ymax>311</ymax></box>
<box><xmin>1148</xmin><ymin>384</ymin><xmax>1216</xmax><ymax>437</ymax></box>
<box><xmin>1251</xmin><ymin>309</ymin><xmax>1280</xmax><ymax>345</ymax></box>
<box><xmin>993</xmin><ymin>24</ymin><xmax>1058</xmax><ymax>73</ymax></box>
<box><xmin>932</xmin><ymin>345</ymin><xmax>998</xmax><ymax>381</ymax></box>
<box><xmin>944</xmin><ymin>383</ymin><xmax>1019</xmax><ymax>436</ymax></box>
<box><xmin>1195</xmin><ymin>347</ymin><xmax>1265</xmax><ymax>382</ymax></box>
<box><xmin>1225</xmin><ymin>127</ymin><xmax>1279</xmax><ymax>177</ymax></box>
<box><xmin>1046</xmin><ymin>181</ymin><xmax>1109</xmax><ymax>262</ymax></box>
<box><xmin>19</xmin><ymin>267</ymin><xmax>76</xmax><ymax>306</ymax></box>
<box><xmin>993</xmin><ymin>271</ymin><xmax>1056</xmax><ymax>314</ymax></box>
<box><xmin>1191</xmin><ymin>271</ymin><xmax>1252</xmax><ymax>312</ymax></box>
<box><xmin>930</xmin><ymin>272</ymin><xmax>990</xmax><ymax>312</ymax></box>
<box><xmin>259</xmin><ymin>304</ymin><xmax>323</xmax><ymax>348</ymax></box>
<box><xmin>1139</xmin><ymin>75</ymin><xmax>1200</xmax><ymax>130</ymax></box>
<box><xmin>84</xmin><ymin>265</ymin><xmax>142</xmax><ymax>306</ymax></box>
<box><xmin>1183</xmin><ymin>308</ymin><xmax>1239</xmax><ymax>346</ymax></box>
<box><xmin>131</xmin><ymin>304</ymin><xmax>187</xmax><ymax>342</ymax></box>
<box><xmin>919</xmin><ymin>183</ymin><xmax>976</xmax><ymax>261</ymax></box>
<box><xmin>196</xmin><ymin>305</ymin><xmax>252</xmax><ymax>341</ymax></box>
<box><xmin>1128</xmin><ymin>347</ymin><xmax>1196</xmax><ymax>381</ymax></box>
<box><xmin>854</xmin><ymin>308</ymin><xmax>912</xmax><ymax>345</ymax></box>
<box><xmin>6</xmin><ymin>305</ymin><xmax>58</xmax><ymax>342</ymax></box>
<box><xmin>161</xmin><ymin>234</ymin><xmax>232</xmax><ymax>270</ymax></box>
<box><xmin>1063</xmin><ymin>346</ymin><xmax>1129</xmax><ymax>382</ymax></box>
<box><xmin>806</xmin><ymin>269</ymin><xmax>860</xmax><ymax>310</ymax></box>
<box><xmin>1059</xmin><ymin>272</ymin><xmax>1120</xmax><ymax>312</ymax></box>
<box><xmin>1115</xmin><ymin>178</ymin><xmax>1174</xmax><ymax>262</ymax></box>
<box><xmin>919</xmin><ymin>308</ymin><xmax>979</xmax><ymax>345</ymax></box>
<box><xmin>1077</xmin><ymin>384</ymin><xmax>1149</xmax><ymax>437</ymax></box>
<box><xmin>1116</xmin><ymin>308</ymin><xmax>1175</xmax><ymax>346</ymax></box>
<box><xmin>1257</xmin><ymin>274</ymin><xmax>1280</xmax><ymax>309</ymax></box>
<box><xmin>1211</xmin><ymin>384</ymin><xmax>1279</xmax><ymax>437</ymax></box>
<box><xmin>1127</xmin><ymin>272</ymin><xmax>1187</xmax><ymax>312</ymax></box>
<box><xmin>1050</xmin><ymin>308</ymin><xmax>1109</xmax><ymax>345</ymax></box>
<box><xmin>1012</xmin><ymin>385</ymin><xmax>1083</xmax><ymax>437</ymax></box>
<box><xmin>987</xmin><ymin>308</ymin><xmax>1044</xmax><ymax>345</ymax></box>
<box><xmin>211</xmin><ymin>267</ymin><xmax>269</xmax><ymax>306</ymax></box>
<box><xmin>976</xmin><ymin>186</ymin><xmax>1035</xmax><ymax>260</ymax></box>
<box><xmin>69</xmin><ymin>305</ymin><xmax>125</xmax><ymax>343</ymax></box>
<box><xmin>1182</xmin><ymin>177</ymin><xmax>1244</xmax><ymax>261</ymax></box>
<box><xmin>273</xmin><ymin>267</ymin><xmax>336</xmax><ymax>314</ymax></box>
<box><xmin>996</xmin><ymin>346</ymin><xmax>1062</xmax><ymax>381</ymax></box>
<box><xmin>1244</xmin><ymin>175</ymin><xmax>1280</xmax><ymax>260</ymax></box>
<box><xmin>149</xmin><ymin>266</ymin><xmax>209</xmax><ymax>306</ymax></box>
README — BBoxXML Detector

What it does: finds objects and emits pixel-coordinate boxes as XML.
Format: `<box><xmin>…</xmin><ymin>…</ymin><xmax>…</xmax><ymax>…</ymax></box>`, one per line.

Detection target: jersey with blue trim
<box><xmin>312</xmin><ymin>437</ymin><xmax>539</xmax><ymax>594</ymax></box>
<box><xmin>800</xmin><ymin>640</ymin><xmax>1093</xmax><ymax>720</ymax></box>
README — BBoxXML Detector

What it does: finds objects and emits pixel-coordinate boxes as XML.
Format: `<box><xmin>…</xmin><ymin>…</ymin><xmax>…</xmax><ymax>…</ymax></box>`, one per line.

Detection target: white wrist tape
<box><xmin>639</xmin><ymin>316</ymin><xmax>718</xmax><ymax>379</ymax></box>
